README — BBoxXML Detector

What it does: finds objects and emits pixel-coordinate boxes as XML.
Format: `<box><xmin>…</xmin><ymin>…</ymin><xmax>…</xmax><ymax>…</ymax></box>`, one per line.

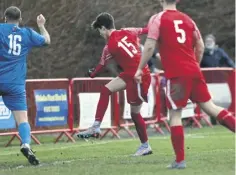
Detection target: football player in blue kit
<box><xmin>0</xmin><ymin>6</ymin><xmax>50</xmax><ymax>165</ymax></box>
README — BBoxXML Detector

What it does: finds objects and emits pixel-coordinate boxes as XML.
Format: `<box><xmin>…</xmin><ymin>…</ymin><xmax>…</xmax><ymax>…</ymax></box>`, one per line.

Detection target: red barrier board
<box><xmin>0</xmin><ymin>68</ymin><xmax>234</xmax><ymax>146</ymax></box>
<box><xmin>0</xmin><ymin>79</ymin><xmax>75</xmax><ymax>147</ymax></box>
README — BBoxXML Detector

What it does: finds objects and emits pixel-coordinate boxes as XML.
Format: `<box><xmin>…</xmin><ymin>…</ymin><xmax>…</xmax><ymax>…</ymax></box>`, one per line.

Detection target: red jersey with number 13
<box><xmin>148</xmin><ymin>10</ymin><xmax>202</xmax><ymax>78</ymax></box>
<box><xmin>107</xmin><ymin>29</ymin><xmax>149</xmax><ymax>75</ymax></box>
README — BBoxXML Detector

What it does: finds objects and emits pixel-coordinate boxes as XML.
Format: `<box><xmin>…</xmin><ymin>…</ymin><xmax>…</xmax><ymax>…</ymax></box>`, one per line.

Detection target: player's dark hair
<box><xmin>165</xmin><ymin>0</ymin><xmax>177</xmax><ymax>4</ymax></box>
<box><xmin>4</xmin><ymin>6</ymin><xmax>21</xmax><ymax>21</ymax></box>
<box><xmin>91</xmin><ymin>12</ymin><xmax>115</xmax><ymax>30</ymax></box>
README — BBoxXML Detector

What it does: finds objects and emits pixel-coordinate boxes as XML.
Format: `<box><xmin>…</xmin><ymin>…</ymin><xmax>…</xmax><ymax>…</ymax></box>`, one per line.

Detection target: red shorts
<box><xmin>166</xmin><ymin>77</ymin><xmax>211</xmax><ymax>109</ymax></box>
<box><xmin>119</xmin><ymin>72</ymin><xmax>151</xmax><ymax>105</ymax></box>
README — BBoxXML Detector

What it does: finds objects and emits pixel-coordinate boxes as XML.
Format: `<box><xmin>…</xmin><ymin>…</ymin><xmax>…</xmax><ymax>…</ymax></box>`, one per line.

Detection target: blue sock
<box><xmin>18</xmin><ymin>122</ymin><xmax>31</xmax><ymax>144</ymax></box>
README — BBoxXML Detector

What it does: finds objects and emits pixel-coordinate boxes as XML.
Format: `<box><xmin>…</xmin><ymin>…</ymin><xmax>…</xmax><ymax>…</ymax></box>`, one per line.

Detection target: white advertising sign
<box><xmin>79</xmin><ymin>93</ymin><xmax>111</xmax><ymax>129</ymax></box>
<box><xmin>123</xmin><ymin>79</ymin><xmax>155</xmax><ymax>119</ymax></box>
<box><xmin>207</xmin><ymin>83</ymin><xmax>231</xmax><ymax>109</ymax></box>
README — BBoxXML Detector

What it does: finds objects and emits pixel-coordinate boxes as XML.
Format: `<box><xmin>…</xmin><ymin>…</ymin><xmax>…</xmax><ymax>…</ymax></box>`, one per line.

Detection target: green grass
<box><xmin>0</xmin><ymin>126</ymin><xmax>234</xmax><ymax>175</ymax></box>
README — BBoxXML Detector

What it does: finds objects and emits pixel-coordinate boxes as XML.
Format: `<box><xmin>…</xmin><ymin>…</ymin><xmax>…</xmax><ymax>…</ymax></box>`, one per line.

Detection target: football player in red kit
<box><xmin>77</xmin><ymin>13</ymin><xmax>152</xmax><ymax>156</ymax></box>
<box><xmin>135</xmin><ymin>0</ymin><xmax>235</xmax><ymax>169</ymax></box>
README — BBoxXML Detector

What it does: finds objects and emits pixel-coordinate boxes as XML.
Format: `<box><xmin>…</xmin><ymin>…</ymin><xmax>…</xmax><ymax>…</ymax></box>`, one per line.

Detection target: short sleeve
<box><xmin>27</xmin><ymin>28</ymin><xmax>46</xmax><ymax>47</ymax></box>
<box><xmin>147</xmin><ymin>12</ymin><xmax>164</xmax><ymax>40</ymax></box>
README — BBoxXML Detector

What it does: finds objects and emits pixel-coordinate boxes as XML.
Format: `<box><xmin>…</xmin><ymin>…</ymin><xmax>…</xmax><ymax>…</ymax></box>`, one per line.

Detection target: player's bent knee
<box><xmin>101</xmin><ymin>86</ymin><xmax>112</xmax><ymax>96</ymax></box>
<box><xmin>199</xmin><ymin>100</ymin><xmax>214</xmax><ymax>109</ymax></box>
<box><xmin>199</xmin><ymin>100</ymin><xmax>223</xmax><ymax>117</ymax></box>
<box><xmin>169</xmin><ymin>109</ymin><xmax>182</xmax><ymax>126</ymax></box>
<box><xmin>130</xmin><ymin>112</ymin><xmax>138</xmax><ymax>117</ymax></box>
<box><xmin>130</xmin><ymin>104</ymin><xmax>142</xmax><ymax>114</ymax></box>
<box><xmin>105</xmin><ymin>77</ymin><xmax>126</xmax><ymax>92</ymax></box>
<box><xmin>12</xmin><ymin>111</ymin><xmax>28</xmax><ymax>125</ymax></box>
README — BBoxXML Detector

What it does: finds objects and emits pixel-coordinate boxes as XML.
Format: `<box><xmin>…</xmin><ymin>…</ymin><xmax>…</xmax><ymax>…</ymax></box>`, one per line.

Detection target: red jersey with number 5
<box><xmin>107</xmin><ymin>29</ymin><xmax>149</xmax><ymax>75</ymax></box>
<box><xmin>147</xmin><ymin>10</ymin><xmax>202</xmax><ymax>78</ymax></box>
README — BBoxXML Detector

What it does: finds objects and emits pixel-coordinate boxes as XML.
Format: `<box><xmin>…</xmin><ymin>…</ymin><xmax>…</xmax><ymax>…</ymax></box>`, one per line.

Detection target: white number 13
<box><xmin>174</xmin><ymin>20</ymin><xmax>186</xmax><ymax>44</ymax></box>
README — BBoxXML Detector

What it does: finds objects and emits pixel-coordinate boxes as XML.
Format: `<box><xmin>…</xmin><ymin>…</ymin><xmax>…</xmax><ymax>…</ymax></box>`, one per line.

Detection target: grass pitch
<box><xmin>0</xmin><ymin>126</ymin><xmax>234</xmax><ymax>175</ymax></box>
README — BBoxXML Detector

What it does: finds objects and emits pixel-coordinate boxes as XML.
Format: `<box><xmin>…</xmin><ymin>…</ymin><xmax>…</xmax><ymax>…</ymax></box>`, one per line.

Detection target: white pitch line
<box><xmin>0</xmin><ymin>131</ymin><xmax>233</xmax><ymax>157</ymax></box>
<box><xmin>1</xmin><ymin>149</ymin><xmax>234</xmax><ymax>171</ymax></box>
<box><xmin>0</xmin><ymin>141</ymin><xmax>112</xmax><ymax>156</ymax></box>
<box><xmin>4</xmin><ymin>154</ymin><xmax>131</xmax><ymax>170</ymax></box>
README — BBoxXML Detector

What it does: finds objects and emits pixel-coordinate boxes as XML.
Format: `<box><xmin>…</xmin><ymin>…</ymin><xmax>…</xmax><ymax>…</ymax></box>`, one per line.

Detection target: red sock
<box><xmin>217</xmin><ymin>110</ymin><xmax>235</xmax><ymax>133</ymax></box>
<box><xmin>171</xmin><ymin>126</ymin><xmax>185</xmax><ymax>163</ymax></box>
<box><xmin>95</xmin><ymin>86</ymin><xmax>112</xmax><ymax>122</ymax></box>
<box><xmin>131</xmin><ymin>113</ymin><xmax>148</xmax><ymax>143</ymax></box>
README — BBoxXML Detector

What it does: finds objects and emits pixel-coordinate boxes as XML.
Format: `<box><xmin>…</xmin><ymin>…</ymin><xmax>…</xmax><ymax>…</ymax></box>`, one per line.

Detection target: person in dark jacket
<box><xmin>201</xmin><ymin>34</ymin><xmax>235</xmax><ymax>68</ymax></box>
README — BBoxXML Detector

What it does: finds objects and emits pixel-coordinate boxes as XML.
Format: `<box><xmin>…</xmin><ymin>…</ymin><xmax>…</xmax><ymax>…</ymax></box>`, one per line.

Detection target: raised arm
<box><xmin>37</xmin><ymin>14</ymin><xmax>50</xmax><ymax>45</ymax></box>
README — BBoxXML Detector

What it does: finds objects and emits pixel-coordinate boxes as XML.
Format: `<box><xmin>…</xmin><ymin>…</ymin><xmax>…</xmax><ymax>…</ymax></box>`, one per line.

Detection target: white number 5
<box><xmin>174</xmin><ymin>20</ymin><xmax>186</xmax><ymax>44</ymax></box>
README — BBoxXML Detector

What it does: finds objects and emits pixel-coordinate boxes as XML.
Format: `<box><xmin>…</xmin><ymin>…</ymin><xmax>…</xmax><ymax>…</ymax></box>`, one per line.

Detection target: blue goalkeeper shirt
<box><xmin>0</xmin><ymin>23</ymin><xmax>45</xmax><ymax>84</ymax></box>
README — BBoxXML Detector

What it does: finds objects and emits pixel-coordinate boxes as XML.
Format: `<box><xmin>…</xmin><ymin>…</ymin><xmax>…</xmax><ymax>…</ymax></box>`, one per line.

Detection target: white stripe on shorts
<box><xmin>137</xmin><ymin>83</ymin><xmax>145</xmax><ymax>102</ymax></box>
<box><xmin>166</xmin><ymin>80</ymin><xmax>177</xmax><ymax>110</ymax></box>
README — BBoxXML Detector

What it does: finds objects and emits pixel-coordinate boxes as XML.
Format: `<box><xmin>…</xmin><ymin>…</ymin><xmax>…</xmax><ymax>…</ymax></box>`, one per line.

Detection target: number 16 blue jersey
<box><xmin>0</xmin><ymin>23</ymin><xmax>46</xmax><ymax>84</ymax></box>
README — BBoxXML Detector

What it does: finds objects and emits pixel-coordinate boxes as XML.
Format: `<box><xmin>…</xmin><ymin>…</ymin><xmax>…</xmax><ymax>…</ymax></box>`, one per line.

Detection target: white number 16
<box><xmin>8</xmin><ymin>34</ymin><xmax>22</xmax><ymax>56</ymax></box>
<box><xmin>174</xmin><ymin>20</ymin><xmax>186</xmax><ymax>44</ymax></box>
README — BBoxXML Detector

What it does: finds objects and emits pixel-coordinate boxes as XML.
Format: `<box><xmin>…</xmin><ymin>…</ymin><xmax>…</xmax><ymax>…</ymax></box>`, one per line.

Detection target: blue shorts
<box><xmin>0</xmin><ymin>84</ymin><xmax>27</xmax><ymax>111</ymax></box>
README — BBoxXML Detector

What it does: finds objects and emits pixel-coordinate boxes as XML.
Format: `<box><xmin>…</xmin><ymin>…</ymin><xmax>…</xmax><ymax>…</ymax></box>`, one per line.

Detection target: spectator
<box><xmin>201</xmin><ymin>34</ymin><xmax>235</xmax><ymax>68</ymax></box>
